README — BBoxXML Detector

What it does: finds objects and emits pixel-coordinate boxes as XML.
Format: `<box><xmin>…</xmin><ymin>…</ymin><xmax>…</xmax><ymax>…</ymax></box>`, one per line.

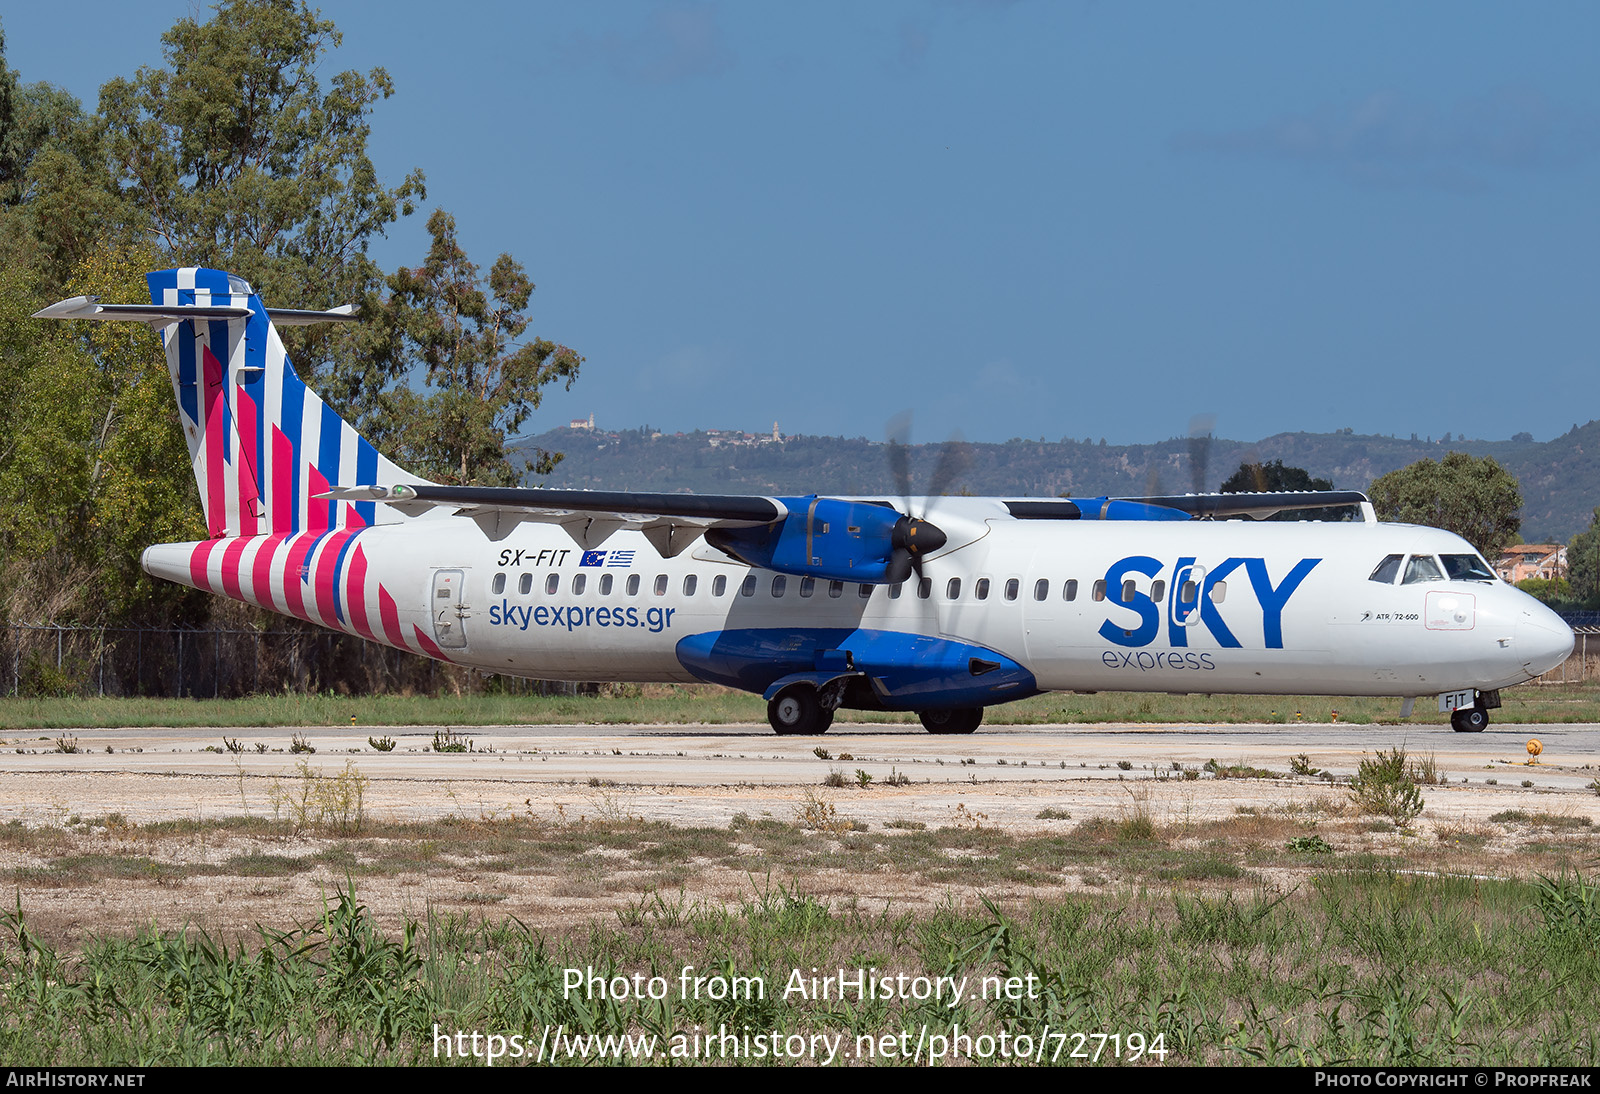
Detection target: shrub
<box><xmin>1349</xmin><ymin>746</ymin><xmax>1425</xmax><ymax>825</ymax></box>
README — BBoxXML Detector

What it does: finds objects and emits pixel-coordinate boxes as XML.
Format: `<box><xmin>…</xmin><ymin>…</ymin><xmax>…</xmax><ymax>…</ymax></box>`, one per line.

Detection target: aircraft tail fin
<box><xmin>37</xmin><ymin>267</ymin><xmax>424</xmax><ymax>538</ymax></box>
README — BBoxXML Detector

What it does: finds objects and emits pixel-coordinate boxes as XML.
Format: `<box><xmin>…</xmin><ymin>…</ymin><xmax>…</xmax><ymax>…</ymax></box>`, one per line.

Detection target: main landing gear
<box><xmin>765</xmin><ymin>685</ymin><xmax>986</xmax><ymax>737</ymax></box>
<box><xmin>1450</xmin><ymin>704</ymin><xmax>1489</xmax><ymax>733</ymax></box>
<box><xmin>767</xmin><ymin>686</ymin><xmax>834</xmax><ymax>736</ymax></box>
<box><xmin>918</xmin><ymin>707</ymin><xmax>983</xmax><ymax>735</ymax></box>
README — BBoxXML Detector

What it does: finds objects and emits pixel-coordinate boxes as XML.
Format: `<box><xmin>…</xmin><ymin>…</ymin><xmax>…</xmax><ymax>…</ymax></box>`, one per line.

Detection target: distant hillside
<box><xmin>513</xmin><ymin>421</ymin><xmax>1600</xmax><ymax>542</ymax></box>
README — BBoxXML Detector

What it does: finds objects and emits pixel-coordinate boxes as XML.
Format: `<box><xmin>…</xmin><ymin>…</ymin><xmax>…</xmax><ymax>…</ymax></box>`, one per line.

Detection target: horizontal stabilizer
<box><xmin>33</xmin><ymin>295</ymin><xmax>358</xmax><ymax>326</ymax></box>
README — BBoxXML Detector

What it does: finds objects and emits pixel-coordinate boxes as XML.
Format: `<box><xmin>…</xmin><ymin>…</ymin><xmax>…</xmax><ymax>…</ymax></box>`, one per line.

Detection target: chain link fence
<box><xmin>0</xmin><ymin>624</ymin><xmax>590</xmax><ymax>699</ymax></box>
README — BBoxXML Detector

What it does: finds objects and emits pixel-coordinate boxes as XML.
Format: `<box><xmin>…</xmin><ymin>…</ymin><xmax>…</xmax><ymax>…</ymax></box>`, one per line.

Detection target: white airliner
<box><xmin>36</xmin><ymin>268</ymin><xmax>1575</xmax><ymax>735</ymax></box>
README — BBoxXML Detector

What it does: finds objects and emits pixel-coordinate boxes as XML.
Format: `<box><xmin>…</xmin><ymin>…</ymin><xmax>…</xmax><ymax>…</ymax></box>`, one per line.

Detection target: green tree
<box><xmin>0</xmin><ymin>243</ymin><xmax>207</xmax><ymax>623</ymax></box>
<box><xmin>1219</xmin><ymin>459</ymin><xmax>1343</xmax><ymax>522</ymax></box>
<box><xmin>1568</xmin><ymin>508</ymin><xmax>1600</xmax><ymax>605</ymax></box>
<box><xmin>1219</xmin><ymin>458</ymin><xmax>1333</xmax><ymax>494</ymax></box>
<box><xmin>364</xmin><ymin>210</ymin><xmax>583</xmax><ymax>486</ymax></box>
<box><xmin>1367</xmin><ymin>451</ymin><xmax>1522</xmax><ymax>559</ymax></box>
<box><xmin>97</xmin><ymin>0</ymin><xmax>424</xmax><ymax>415</ymax></box>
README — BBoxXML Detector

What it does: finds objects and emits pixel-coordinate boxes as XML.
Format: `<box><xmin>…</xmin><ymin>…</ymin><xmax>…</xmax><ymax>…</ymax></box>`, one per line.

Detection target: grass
<box><xmin>4</xmin><ymin>857</ymin><xmax>1600</xmax><ymax>1065</ymax></box>
<box><xmin>3</xmin><ymin>682</ymin><xmax>1600</xmax><ymax>729</ymax></box>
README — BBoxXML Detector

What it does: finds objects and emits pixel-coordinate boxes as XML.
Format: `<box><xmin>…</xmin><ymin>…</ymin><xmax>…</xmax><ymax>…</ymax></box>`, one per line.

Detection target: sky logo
<box><xmin>1099</xmin><ymin>555</ymin><xmax>1321</xmax><ymax>651</ymax></box>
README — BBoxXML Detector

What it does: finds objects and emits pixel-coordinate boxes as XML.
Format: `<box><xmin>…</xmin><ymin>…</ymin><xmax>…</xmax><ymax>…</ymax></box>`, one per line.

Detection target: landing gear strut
<box><xmin>1450</xmin><ymin>704</ymin><xmax>1489</xmax><ymax>733</ymax></box>
<box><xmin>918</xmin><ymin>707</ymin><xmax>983</xmax><ymax>735</ymax></box>
<box><xmin>767</xmin><ymin>686</ymin><xmax>834</xmax><ymax>736</ymax></box>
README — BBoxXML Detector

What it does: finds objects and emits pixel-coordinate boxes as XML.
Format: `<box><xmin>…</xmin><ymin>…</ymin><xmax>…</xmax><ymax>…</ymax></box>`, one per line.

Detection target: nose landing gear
<box><xmin>1450</xmin><ymin>704</ymin><xmax>1489</xmax><ymax>732</ymax></box>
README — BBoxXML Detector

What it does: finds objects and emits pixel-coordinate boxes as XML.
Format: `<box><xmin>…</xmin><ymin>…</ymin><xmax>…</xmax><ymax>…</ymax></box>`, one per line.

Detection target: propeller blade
<box><xmin>1188</xmin><ymin>413</ymin><xmax>1216</xmax><ymax>494</ymax></box>
<box><xmin>925</xmin><ymin>433</ymin><xmax>970</xmax><ymax>500</ymax></box>
<box><xmin>885</xmin><ymin>412</ymin><xmax>913</xmax><ymax>503</ymax></box>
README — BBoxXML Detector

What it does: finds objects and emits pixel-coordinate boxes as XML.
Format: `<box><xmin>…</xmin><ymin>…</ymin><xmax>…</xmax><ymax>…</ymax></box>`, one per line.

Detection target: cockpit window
<box><xmin>1369</xmin><ymin>554</ymin><xmax>1403</xmax><ymax>584</ymax></box>
<box><xmin>1402</xmin><ymin>555</ymin><xmax>1445</xmax><ymax>585</ymax></box>
<box><xmin>1441</xmin><ymin>553</ymin><xmax>1496</xmax><ymax>582</ymax></box>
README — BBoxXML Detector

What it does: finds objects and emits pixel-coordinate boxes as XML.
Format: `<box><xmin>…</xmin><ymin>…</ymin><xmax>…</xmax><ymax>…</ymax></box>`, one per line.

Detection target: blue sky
<box><xmin>7</xmin><ymin>2</ymin><xmax>1598</xmax><ymax>446</ymax></box>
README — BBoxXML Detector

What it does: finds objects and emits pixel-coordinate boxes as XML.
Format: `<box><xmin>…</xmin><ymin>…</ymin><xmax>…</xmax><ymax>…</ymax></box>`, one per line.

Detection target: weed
<box><xmin>289</xmin><ymin>734</ymin><xmax>315</xmax><ymax>754</ymax></box>
<box><xmin>1349</xmin><ymin>747</ymin><xmax>1425</xmax><ymax>826</ymax></box>
<box><xmin>812</xmin><ymin>747</ymin><xmax>831</xmax><ymax>760</ymax></box>
<box><xmin>822</xmin><ymin>770</ymin><xmax>848</xmax><ymax>788</ymax></box>
<box><xmin>1410</xmin><ymin>752</ymin><xmax>1447</xmax><ymax>786</ymax></box>
<box><xmin>52</xmin><ymin>736</ymin><xmax>78</xmax><ymax>754</ymax></box>
<box><xmin>1290</xmin><ymin>753</ymin><xmax>1320</xmax><ymax>777</ymax></box>
<box><xmin>884</xmin><ymin>818</ymin><xmax>926</xmax><ymax>830</ymax></box>
<box><xmin>1286</xmin><ymin>834</ymin><xmax>1333</xmax><ymax>854</ymax></box>
<box><xmin>882</xmin><ymin>768</ymin><xmax>911</xmax><ymax>787</ymax></box>
<box><xmin>266</xmin><ymin>760</ymin><xmax>368</xmax><ymax>834</ymax></box>
<box><xmin>794</xmin><ymin>790</ymin><xmax>865</xmax><ymax>834</ymax></box>
<box><xmin>1522</xmin><ymin>780</ymin><xmax>1534</xmax><ymax>788</ymax></box>
<box><xmin>431</xmin><ymin>729</ymin><xmax>471</xmax><ymax>753</ymax></box>
<box><xmin>854</xmin><ymin>769</ymin><xmax>874</xmax><ymax>789</ymax></box>
<box><xmin>222</xmin><ymin>737</ymin><xmax>244</xmax><ymax>754</ymax></box>
<box><xmin>367</xmin><ymin>736</ymin><xmax>396</xmax><ymax>752</ymax></box>
<box><xmin>1117</xmin><ymin>760</ymin><xmax>1133</xmax><ymax>771</ymax></box>
<box><xmin>1036</xmin><ymin>807</ymin><xmax>1072</xmax><ymax>820</ymax></box>
<box><xmin>1533</xmin><ymin>871</ymin><xmax>1600</xmax><ymax>940</ymax></box>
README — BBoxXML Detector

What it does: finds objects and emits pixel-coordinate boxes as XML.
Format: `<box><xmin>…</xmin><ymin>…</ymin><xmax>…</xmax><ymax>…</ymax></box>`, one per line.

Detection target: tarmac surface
<box><xmin>2</xmin><ymin>720</ymin><xmax>1596</xmax><ymax>829</ymax></box>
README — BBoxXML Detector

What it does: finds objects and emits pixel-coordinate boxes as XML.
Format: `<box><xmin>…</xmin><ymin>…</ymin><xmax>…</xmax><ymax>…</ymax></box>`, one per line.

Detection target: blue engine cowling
<box><xmin>705</xmin><ymin>496</ymin><xmax>908</xmax><ymax>584</ymax></box>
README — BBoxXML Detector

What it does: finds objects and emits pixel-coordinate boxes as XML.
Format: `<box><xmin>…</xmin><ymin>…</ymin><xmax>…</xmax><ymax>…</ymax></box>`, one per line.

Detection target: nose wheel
<box><xmin>767</xmin><ymin>686</ymin><xmax>834</xmax><ymax>736</ymax></box>
<box><xmin>1451</xmin><ymin>704</ymin><xmax>1489</xmax><ymax>732</ymax></box>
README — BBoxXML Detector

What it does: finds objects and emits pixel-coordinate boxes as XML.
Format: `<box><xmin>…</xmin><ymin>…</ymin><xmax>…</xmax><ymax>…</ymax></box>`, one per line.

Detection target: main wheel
<box><xmin>918</xmin><ymin>707</ymin><xmax>983</xmax><ymax>735</ymax></box>
<box><xmin>1451</xmin><ymin>705</ymin><xmax>1489</xmax><ymax>733</ymax></box>
<box><xmin>768</xmin><ymin>686</ymin><xmax>832</xmax><ymax>735</ymax></box>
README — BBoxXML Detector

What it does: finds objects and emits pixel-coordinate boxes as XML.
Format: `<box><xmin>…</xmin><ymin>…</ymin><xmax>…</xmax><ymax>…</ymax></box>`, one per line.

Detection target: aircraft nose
<box><xmin>1516</xmin><ymin>605</ymin><xmax>1575</xmax><ymax>678</ymax></box>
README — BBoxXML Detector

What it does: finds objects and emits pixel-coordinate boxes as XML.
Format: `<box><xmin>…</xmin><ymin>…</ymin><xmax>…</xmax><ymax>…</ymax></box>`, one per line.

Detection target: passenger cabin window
<box><xmin>946</xmin><ymin>578</ymin><xmax>962</xmax><ymax>600</ymax></box>
<box><xmin>1369</xmin><ymin>554</ymin><xmax>1403</xmax><ymax>584</ymax></box>
<box><xmin>653</xmin><ymin>575</ymin><xmax>668</xmax><ymax>596</ymax></box>
<box><xmin>799</xmin><ymin>577</ymin><xmax>815</xmax><ymax>598</ymax></box>
<box><xmin>572</xmin><ymin>574</ymin><xmax>585</xmax><ymax>595</ymax></box>
<box><xmin>1004</xmin><ymin>578</ymin><xmax>1019</xmax><ymax>601</ymax></box>
<box><xmin>1063</xmin><ymin>579</ymin><xmax>1078</xmax><ymax>602</ymax></box>
<box><xmin>682</xmin><ymin>575</ymin><xmax>696</xmax><ymax>596</ymax></box>
<box><xmin>859</xmin><ymin>583</ymin><xmax>872</xmax><ymax>599</ymax></box>
<box><xmin>975</xmin><ymin>578</ymin><xmax>990</xmax><ymax>601</ymax></box>
<box><xmin>771</xmin><ymin>576</ymin><xmax>787</xmax><ymax>597</ymax></box>
<box><xmin>520</xmin><ymin>573</ymin><xmax>533</xmax><ymax>596</ymax></box>
<box><xmin>712</xmin><ymin>575</ymin><xmax>726</xmax><ymax>597</ymax></box>
<box><xmin>1092</xmin><ymin>579</ymin><xmax>1106</xmax><ymax>602</ymax></box>
<box><xmin>1212</xmin><ymin>581</ymin><xmax>1227</xmax><ymax>602</ymax></box>
<box><xmin>889</xmin><ymin>583</ymin><xmax>903</xmax><ymax>599</ymax></box>
<box><xmin>545</xmin><ymin>573</ymin><xmax>559</xmax><ymax>595</ymax></box>
<box><xmin>917</xmin><ymin>578</ymin><xmax>932</xmax><ymax>599</ymax></box>
<box><xmin>492</xmin><ymin>573</ymin><xmax>506</xmax><ymax>595</ymax></box>
<box><xmin>1033</xmin><ymin>579</ymin><xmax>1048</xmax><ymax>601</ymax></box>
<box><xmin>1179</xmin><ymin>580</ymin><xmax>1198</xmax><ymax>604</ymax></box>
<box><xmin>626</xmin><ymin>574</ymin><xmax>641</xmax><ymax>596</ymax></box>
<box><xmin>1120</xmin><ymin>579</ymin><xmax>1136</xmax><ymax>603</ymax></box>
<box><xmin>740</xmin><ymin>575</ymin><xmax>757</xmax><ymax>597</ymax></box>
<box><xmin>1150</xmin><ymin>579</ymin><xmax>1165</xmax><ymax>603</ymax></box>
<box><xmin>1402</xmin><ymin>555</ymin><xmax>1445</xmax><ymax>585</ymax></box>
<box><xmin>1441</xmin><ymin>554</ymin><xmax>1496</xmax><ymax>583</ymax></box>
<box><xmin>829</xmin><ymin>581</ymin><xmax>844</xmax><ymax>599</ymax></box>
<box><xmin>600</xmin><ymin>573</ymin><xmax>614</xmax><ymax>596</ymax></box>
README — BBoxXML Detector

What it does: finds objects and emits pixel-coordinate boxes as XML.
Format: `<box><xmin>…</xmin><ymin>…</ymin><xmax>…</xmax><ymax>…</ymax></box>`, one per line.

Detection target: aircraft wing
<box><xmin>1132</xmin><ymin>490</ymin><xmax>1369</xmax><ymax>520</ymax></box>
<box><xmin>318</xmin><ymin>483</ymin><xmax>1373</xmax><ymax>579</ymax></box>
<box><xmin>320</xmin><ymin>484</ymin><xmax>784</xmax><ymax>556</ymax></box>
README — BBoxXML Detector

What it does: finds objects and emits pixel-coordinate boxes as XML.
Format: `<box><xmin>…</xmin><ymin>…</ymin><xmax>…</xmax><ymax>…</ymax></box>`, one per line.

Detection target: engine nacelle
<box><xmin>705</xmin><ymin>496</ymin><xmax>908</xmax><ymax>584</ymax></box>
